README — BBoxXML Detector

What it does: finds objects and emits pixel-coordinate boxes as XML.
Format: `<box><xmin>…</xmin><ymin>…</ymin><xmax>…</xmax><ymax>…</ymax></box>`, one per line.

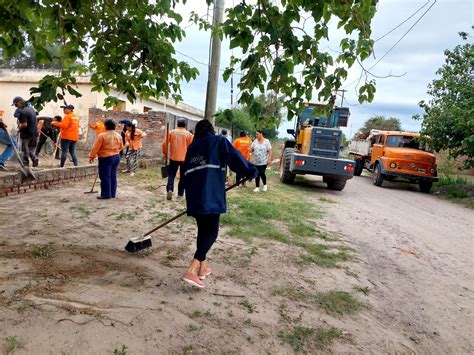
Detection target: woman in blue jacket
<box><xmin>181</xmin><ymin>120</ymin><xmax>257</xmax><ymax>288</ymax></box>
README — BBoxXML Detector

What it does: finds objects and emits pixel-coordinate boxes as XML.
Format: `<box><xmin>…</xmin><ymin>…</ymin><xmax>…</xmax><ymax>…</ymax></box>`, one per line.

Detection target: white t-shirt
<box><xmin>251</xmin><ymin>139</ymin><xmax>272</xmax><ymax>165</ymax></box>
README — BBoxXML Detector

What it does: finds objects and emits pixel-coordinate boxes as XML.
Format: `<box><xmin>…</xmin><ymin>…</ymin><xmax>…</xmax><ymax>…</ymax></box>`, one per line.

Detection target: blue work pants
<box><xmin>98</xmin><ymin>154</ymin><xmax>120</xmax><ymax>199</ymax></box>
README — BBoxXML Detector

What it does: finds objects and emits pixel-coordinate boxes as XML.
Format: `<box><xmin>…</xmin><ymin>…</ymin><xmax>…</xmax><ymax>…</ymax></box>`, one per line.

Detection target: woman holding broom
<box><xmin>180</xmin><ymin>119</ymin><xmax>257</xmax><ymax>288</ymax></box>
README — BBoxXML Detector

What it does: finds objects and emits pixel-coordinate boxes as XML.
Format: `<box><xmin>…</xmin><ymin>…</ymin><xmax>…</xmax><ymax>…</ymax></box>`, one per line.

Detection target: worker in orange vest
<box><xmin>89</xmin><ymin>115</ymin><xmax>106</xmax><ymax>137</ymax></box>
<box><xmin>162</xmin><ymin>119</ymin><xmax>193</xmax><ymax>200</ymax></box>
<box><xmin>52</xmin><ymin>104</ymin><xmax>80</xmax><ymax>167</ymax></box>
<box><xmin>232</xmin><ymin>130</ymin><xmax>253</xmax><ymax>186</ymax></box>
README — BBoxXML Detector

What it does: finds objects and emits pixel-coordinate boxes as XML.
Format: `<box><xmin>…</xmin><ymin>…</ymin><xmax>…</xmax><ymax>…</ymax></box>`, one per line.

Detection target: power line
<box><xmin>368</xmin><ymin>0</ymin><xmax>437</xmax><ymax>71</ymax></box>
<box><xmin>374</xmin><ymin>0</ymin><xmax>431</xmax><ymax>42</ymax></box>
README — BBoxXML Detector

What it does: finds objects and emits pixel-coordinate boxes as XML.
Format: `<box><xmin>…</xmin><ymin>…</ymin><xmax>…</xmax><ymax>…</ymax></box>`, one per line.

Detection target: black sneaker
<box><xmin>0</xmin><ymin>164</ymin><xmax>7</xmax><ymax>171</ymax></box>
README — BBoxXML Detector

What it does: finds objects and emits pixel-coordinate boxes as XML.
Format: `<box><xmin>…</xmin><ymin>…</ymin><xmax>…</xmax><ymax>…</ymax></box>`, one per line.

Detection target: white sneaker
<box><xmin>130</xmin><ymin>172</ymin><xmax>135</xmax><ymax>177</ymax></box>
<box><xmin>253</xmin><ymin>187</ymin><xmax>259</xmax><ymax>192</ymax></box>
<box><xmin>262</xmin><ymin>185</ymin><xmax>268</xmax><ymax>192</ymax></box>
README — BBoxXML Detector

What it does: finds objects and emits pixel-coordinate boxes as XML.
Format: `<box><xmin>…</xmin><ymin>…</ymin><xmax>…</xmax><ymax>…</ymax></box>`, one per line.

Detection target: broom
<box><xmin>125</xmin><ymin>178</ymin><xmax>248</xmax><ymax>253</ymax></box>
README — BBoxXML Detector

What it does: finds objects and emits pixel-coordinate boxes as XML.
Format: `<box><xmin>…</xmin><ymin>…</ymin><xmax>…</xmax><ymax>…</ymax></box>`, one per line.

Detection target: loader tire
<box><xmin>326</xmin><ymin>178</ymin><xmax>347</xmax><ymax>191</ymax></box>
<box><xmin>280</xmin><ymin>148</ymin><xmax>296</xmax><ymax>184</ymax></box>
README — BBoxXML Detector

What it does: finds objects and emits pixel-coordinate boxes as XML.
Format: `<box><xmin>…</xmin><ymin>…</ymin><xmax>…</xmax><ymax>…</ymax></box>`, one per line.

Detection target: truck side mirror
<box><xmin>287</xmin><ymin>129</ymin><xmax>296</xmax><ymax>136</ymax></box>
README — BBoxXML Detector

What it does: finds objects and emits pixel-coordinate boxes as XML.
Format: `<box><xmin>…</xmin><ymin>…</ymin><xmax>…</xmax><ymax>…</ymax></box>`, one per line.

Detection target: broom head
<box><xmin>125</xmin><ymin>236</ymin><xmax>152</xmax><ymax>253</ymax></box>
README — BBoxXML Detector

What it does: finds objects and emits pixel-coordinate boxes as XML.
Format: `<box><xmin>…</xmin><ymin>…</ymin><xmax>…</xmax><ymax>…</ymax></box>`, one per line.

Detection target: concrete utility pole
<box><xmin>204</xmin><ymin>0</ymin><xmax>225</xmax><ymax>124</ymax></box>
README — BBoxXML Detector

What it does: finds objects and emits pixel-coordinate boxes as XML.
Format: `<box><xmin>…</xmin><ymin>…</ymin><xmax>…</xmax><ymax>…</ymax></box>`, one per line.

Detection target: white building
<box><xmin>0</xmin><ymin>69</ymin><xmax>204</xmax><ymax>136</ymax></box>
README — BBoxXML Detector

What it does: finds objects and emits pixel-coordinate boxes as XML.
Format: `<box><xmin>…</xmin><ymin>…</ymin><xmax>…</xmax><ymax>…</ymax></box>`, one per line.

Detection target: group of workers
<box><xmin>89</xmin><ymin>117</ymin><xmax>272</xmax><ymax>288</ymax></box>
<box><xmin>1</xmin><ymin>99</ymin><xmax>273</xmax><ymax>289</ymax></box>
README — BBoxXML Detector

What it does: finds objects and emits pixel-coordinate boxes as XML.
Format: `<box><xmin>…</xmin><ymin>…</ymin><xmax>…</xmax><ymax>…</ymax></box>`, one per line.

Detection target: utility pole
<box><xmin>336</xmin><ymin>89</ymin><xmax>347</xmax><ymax>107</ymax></box>
<box><xmin>204</xmin><ymin>0</ymin><xmax>225</xmax><ymax>124</ymax></box>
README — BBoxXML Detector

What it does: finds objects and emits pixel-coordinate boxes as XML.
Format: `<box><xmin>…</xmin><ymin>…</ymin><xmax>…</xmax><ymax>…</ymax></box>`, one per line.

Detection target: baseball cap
<box><xmin>60</xmin><ymin>104</ymin><xmax>74</xmax><ymax>110</ymax></box>
<box><xmin>12</xmin><ymin>96</ymin><xmax>24</xmax><ymax>106</ymax></box>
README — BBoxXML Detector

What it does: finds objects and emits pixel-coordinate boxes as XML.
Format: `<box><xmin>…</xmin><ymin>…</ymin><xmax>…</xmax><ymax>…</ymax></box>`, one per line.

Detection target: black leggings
<box><xmin>194</xmin><ymin>214</ymin><xmax>220</xmax><ymax>262</ymax></box>
<box><xmin>255</xmin><ymin>164</ymin><xmax>267</xmax><ymax>187</ymax></box>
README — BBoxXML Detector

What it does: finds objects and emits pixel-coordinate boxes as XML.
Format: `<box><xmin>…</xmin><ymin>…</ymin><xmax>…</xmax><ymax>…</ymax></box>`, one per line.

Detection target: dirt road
<box><xmin>316</xmin><ymin>174</ymin><xmax>474</xmax><ymax>353</ymax></box>
<box><xmin>0</xmin><ymin>170</ymin><xmax>472</xmax><ymax>354</ymax></box>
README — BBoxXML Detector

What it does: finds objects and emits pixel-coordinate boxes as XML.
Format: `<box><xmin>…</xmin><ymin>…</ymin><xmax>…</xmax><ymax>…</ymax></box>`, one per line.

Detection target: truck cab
<box><xmin>350</xmin><ymin>131</ymin><xmax>438</xmax><ymax>193</ymax></box>
<box><xmin>279</xmin><ymin>103</ymin><xmax>355</xmax><ymax>191</ymax></box>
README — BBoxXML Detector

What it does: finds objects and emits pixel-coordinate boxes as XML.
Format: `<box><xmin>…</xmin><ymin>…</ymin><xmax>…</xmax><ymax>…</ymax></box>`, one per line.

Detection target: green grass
<box><xmin>6</xmin><ymin>336</ymin><xmax>18</xmax><ymax>354</ymax></box>
<box><xmin>110</xmin><ymin>212</ymin><xmax>136</xmax><ymax>221</ymax></box>
<box><xmin>433</xmin><ymin>175</ymin><xmax>474</xmax><ymax>208</ymax></box>
<box><xmin>31</xmin><ymin>244</ymin><xmax>54</xmax><ymax>259</ymax></box>
<box><xmin>222</xmin><ymin>176</ymin><xmax>350</xmax><ymax>267</ymax></box>
<box><xmin>239</xmin><ymin>299</ymin><xmax>256</xmax><ymax>314</ymax></box>
<box><xmin>273</xmin><ymin>288</ymin><xmax>365</xmax><ymax>316</ymax></box>
<box><xmin>113</xmin><ymin>345</ymin><xmax>128</xmax><ymax>355</ymax></box>
<box><xmin>436</xmin><ymin>175</ymin><xmax>468</xmax><ymax>187</ymax></box>
<box><xmin>278</xmin><ymin>326</ymin><xmax>342</xmax><ymax>353</ymax></box>
<box><xmin>70</xmin><ymin>205</ymin><xmax>91</xmax><ymax>218</ymax></box>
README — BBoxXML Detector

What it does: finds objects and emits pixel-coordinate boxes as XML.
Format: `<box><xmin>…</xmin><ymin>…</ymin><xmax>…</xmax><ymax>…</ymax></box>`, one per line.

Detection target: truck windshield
<box><xmin>386</xmin><ymin>136</ymin><xmax>423</xmax><ymax>150</ymax></box>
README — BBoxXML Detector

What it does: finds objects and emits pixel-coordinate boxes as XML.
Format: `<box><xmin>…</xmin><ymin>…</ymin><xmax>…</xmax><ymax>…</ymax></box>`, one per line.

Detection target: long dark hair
<box><xmin>126</xmin><ymin>123</ymin><xmax>136</xmax><ymax>140</ymax></box>
<box><xmin>193</xmin><ymin>119</ymin><xmax>215</xmax><ymax>141</ymax></box>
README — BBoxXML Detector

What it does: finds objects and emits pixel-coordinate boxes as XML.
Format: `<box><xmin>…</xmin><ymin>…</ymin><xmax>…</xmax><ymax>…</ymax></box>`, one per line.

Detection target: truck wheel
<box><xmin>354</xmin><ymin>158</ymin><xmax>364</xmax><ymax>176</ymax></box>
<box><xmin>280</xmin><ymin>148</ymin><xmax>296</xmax><ymax>184</ymax></box>
<box><xmin>419</xmin><ymin>181</ymin><xmax>432</xmax><ymax>193</ymax></box>
<box><xmin>326</xmin><ymin>178</ymin><xmax>346</xmax><ymax>191</ymax></box>
<box><xmin>373</xmin><ymin>163</ymin><xmax>384</xmax><ymax>187</ymax></box>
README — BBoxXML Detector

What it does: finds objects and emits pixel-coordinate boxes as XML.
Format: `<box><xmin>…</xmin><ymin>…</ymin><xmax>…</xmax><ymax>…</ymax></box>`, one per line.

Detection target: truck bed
<box><xmin>349</xmin><ymin>140</ymin><xmax>370</xmax><ymax>156</ymax></box>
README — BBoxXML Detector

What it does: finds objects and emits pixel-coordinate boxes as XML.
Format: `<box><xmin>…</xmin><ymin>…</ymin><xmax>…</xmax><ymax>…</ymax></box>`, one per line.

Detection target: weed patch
<box><xmin>70</xmin><ymin>205</ymin><xmax>91</xmax><ymax>218</ymax></box>
<box><xmin>433</xmin><ymin>175</ymin><xmax>474</xmax><ymax>208</ymax></box>
<box><xmin>6</xmin><ymin>336</ymin><xmax>18</xmax><ymax>354</ymax></box>
<box><xmin>273</xmin><ymin>288</ymin><xmax>364</xmax><ymax>315</ymax></box>
<box><xmin>223</xmin><ymin>176</ymin><xmax>350</xmax><ymax>267</ymax></box>
<box><xmin>278</xmin><ymin>326</ymin><xmax>342</xmax><ymax>353</ymax></box>
<box><xmin>113</xmin><ymin>345</ymin><xmax>128</xmax><ymax>355</ymax></box>
<box><xmin>240</xmin><ymin>299</ymin><xmax>256</xmax><ymax>314</ymax></box>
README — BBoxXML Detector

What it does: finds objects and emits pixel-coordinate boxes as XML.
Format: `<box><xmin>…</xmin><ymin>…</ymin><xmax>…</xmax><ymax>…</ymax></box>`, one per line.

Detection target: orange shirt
<box><xmin>125</xmin><ymin>128</ymin><xmax>145</xmax><ymax>150</ymax></box>
<box><xmin>89</xmin><ymin>130</ymin><xmax>124</xmax><ymax>159</ymax></box>
<box><xmin>53</xmin><ymin>112</ymin><xmax>80</xmax><ymax>141</ymax></box>
<box><xmin>232</xmin><ymin>136</ymin><xmax>252</xmax><ymax>161</ymax></box>
<box><xmin>162</xmin><ymin>127</ymin><xmax>193</xmax><ymax>162</ymax></box>
<box><xmin>89</xmin><ymin>120</ymin><xmax>106</xmax><ymax>136</ymax></box>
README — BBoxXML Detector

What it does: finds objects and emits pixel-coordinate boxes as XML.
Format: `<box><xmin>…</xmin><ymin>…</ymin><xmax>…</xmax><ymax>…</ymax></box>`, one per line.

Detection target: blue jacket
<box><xmin>182</xmin><ymin>132</ymin><xmax>257</xmax><ymax>216</ymax></box>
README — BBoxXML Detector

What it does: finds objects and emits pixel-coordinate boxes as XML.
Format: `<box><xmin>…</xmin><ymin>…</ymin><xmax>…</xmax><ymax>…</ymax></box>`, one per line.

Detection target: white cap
<box><xmin>132</xmin><ymin>119</ymin><xmax>138</xmax><ymax>127</ymax></box>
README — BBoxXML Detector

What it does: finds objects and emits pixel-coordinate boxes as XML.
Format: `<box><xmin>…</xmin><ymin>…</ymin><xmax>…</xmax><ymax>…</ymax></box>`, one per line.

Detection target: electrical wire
<box><xmin>374</xmin><ymin>0</ymin><xmax>431</xmax><ymax>42</ymax></box>
<box><xmin>368</xmin><ymin>0</ymin><xmax>437</xmax><ymax>71</ymax></box>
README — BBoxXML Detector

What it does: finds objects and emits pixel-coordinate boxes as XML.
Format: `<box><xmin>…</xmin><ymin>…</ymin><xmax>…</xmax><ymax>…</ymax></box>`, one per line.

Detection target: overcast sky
<box><xmin>173</xmin><ymin>0</ymin><xmax>473</xmax><ymax>138</ymax></box>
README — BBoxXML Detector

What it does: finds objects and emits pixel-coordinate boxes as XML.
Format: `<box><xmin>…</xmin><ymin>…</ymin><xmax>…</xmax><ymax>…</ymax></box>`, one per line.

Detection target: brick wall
<box><xmin>86</xmin><ymin>109</ymin><xmax>168</xmax><ymax>158</ymax></box>
<box><xmin>0</xmin><ymin>165</ymin><xmax>97</xmax><ymax>198</ymax></box>
<box><xmin>0</xmin><ymin>159</ymin><xmax>163</xmax><ymax>198</ymax></box>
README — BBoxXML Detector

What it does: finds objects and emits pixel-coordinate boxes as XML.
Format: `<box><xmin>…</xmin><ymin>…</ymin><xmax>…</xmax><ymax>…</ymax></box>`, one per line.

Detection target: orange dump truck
<box><xmin>349</xmin><ymin>130</ymin><xmax>438</xmax><ymax>193</ymax></box>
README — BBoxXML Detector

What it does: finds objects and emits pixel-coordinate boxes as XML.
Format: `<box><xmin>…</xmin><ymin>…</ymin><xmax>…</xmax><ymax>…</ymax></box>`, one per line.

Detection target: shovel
<box><xmin>1</xmin><ymin>126</ymin><xmax>36</xmax><ymax>181</ymax></box>
<box><xmin>125</xmin><ymin>178</ymin><xmax>249</xmax><ymax>253</ymax></box>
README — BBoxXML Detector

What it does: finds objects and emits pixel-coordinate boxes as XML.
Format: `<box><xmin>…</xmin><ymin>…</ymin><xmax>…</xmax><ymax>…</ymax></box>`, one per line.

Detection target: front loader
<box><xmin>279</xmin><ymin>103</ymin><xmax>354</xmax><ymax>191</ymax></box>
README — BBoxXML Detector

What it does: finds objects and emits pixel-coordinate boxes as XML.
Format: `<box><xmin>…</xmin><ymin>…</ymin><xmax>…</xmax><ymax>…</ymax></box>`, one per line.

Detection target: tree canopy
<box><xmin>215</xmin><ymin>93</ymin><xmax>284</xmax><ymax>139</ymax></box>
<box><xmin>355</xmin><ymin>115</ymin><xmax>401</xmax><ymax>138</ymax></box>
<box><xmin>0</xmin><ymin>1</ymin><xmax>378</xmax><ymax>114</ymax></box>
<box><xmin>415</xmin><ymin>33</ymin><xmax>474</xmax><ymax>168</ymax></box>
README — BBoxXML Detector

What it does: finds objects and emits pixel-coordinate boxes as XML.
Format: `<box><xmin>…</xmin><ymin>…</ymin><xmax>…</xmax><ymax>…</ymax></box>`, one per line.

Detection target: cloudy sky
<box><xmin>173</xmin><ymin>0</ymin><xmax>472</xmax><ymax>138</ymax></box>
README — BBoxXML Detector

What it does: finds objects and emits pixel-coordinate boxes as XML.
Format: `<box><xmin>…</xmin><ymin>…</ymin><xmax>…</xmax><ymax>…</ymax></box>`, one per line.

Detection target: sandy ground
<box><xmin>0</xmin><ymin>169</ymin><xmax>473</xmax><ymax>354</ymax></box>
